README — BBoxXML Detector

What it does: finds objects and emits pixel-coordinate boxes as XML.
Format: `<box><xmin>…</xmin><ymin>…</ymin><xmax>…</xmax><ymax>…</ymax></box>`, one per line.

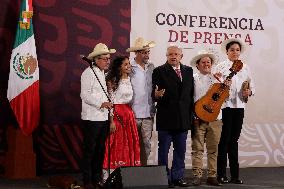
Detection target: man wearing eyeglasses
<box><xmin>126</xmin><ymin>37</ymin><xmax>156</xmax><ymax>166</ymax></box>
<box><xmin>80</xmin><ymin>43</ymin><xmax>115</xmax><ymax>189</ymax></box>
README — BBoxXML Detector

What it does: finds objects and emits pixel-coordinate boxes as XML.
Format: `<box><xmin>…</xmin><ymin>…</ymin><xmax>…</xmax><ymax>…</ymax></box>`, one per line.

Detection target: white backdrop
<box><xmin>131</xmin><ymin>0</ymin><xmax>284</xmax><ymax>167</ymax></box>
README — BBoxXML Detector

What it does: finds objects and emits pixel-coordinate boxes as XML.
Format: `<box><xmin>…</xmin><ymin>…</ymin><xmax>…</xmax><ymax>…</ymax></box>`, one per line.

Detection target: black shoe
<box><xmin>173</xmin><ymin>179</ymin><xmax>190</xmax><ymax>187</ymax></box>
<box><xmin>207</xmin><ymin>177</ymin><xmax>222</xmax><ymax>186</ymax></box>
<box><xmin>168</xmin><ymin>181</ymin><xmax>175</xmax><ymax>188</ymax></box>
<box><xmin>230</xmin><ymin>178</ymin><xmax>243</xmax><ymax>184</ymax></box>
<box><xmin>92</xmin><ymin>181</ymin><xmax>104</xmax><ymax>189</ymax></box>
<box><xmin>217</xmin><ymin>176</ymin><xmax>229</xmax><ymax>184</ymax></box>
<box><xmin>192</xmin><ymin>177</ymin><xmax>202</xmax><ymax>186</ymax></box>
<box><xmin>84</xmin><ymin>183</ymin><xmax>95</xmax><ymax>189</ymax></box>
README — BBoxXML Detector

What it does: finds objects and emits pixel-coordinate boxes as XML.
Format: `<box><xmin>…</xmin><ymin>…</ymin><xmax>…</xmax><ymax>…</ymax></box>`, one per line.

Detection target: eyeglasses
<box><xmin>98</xmin><ymin>57</ymin><xmax>110</xmax><ymax>61</ymax></box>
<box><xmin>138</xmin><ymin>50</ymin><xmax>150</xmax><ymax>55</ymax></box>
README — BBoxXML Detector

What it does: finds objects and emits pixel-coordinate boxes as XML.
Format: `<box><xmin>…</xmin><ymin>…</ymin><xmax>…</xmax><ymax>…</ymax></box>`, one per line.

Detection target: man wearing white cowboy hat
<box><xmin>127</xmin><ymin>37</ymin><xmax>156</xmax><ymax>166</ymax></box>
<box><xmin>214</xmin><ymin>38</ymin><xmax>255</xmax><ymax>185</ymax></box>
<box><xmin>190</xmin><ymin>50</ymin><xmax>231</xmax><ymax>186</ymax></box>
<box><xmin>80</xmin><ymin>43</ymin><xmax>116</xmax><ymax>189</ymax></box>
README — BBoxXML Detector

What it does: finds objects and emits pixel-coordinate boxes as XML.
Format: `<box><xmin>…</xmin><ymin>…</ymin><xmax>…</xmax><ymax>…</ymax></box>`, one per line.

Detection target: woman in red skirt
<box><xmin>102</xmin><ymin>56</ymin><xmax>141</xmax><ymax>180</ymax></box>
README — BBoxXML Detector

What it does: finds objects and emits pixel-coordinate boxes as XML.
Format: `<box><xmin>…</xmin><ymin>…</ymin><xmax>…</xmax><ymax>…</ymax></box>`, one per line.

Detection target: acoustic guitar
<box><xmin>194</xmin><ymin>60</ymin><xmax>243</xmax><ymax>122</ymax></box>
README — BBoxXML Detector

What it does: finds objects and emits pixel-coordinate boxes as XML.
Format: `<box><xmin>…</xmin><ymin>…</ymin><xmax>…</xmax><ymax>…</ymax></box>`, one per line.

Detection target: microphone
<box><xmin>80</xmin><ymin>55</ymin><xmax>93</xmax><ymax>66</ymax></box>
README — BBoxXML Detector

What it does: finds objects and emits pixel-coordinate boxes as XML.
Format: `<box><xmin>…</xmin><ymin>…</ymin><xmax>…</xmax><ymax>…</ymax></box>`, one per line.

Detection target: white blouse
<box><xmin>111</xmin><ymin>77</ymin><xmax>133</xmax><ymax>104</ymax></box>
<box><xmin>213</xmin><ymin>59</ymin><xmax>255</xmax><ymax>109</ymax></box>
<box><xmin>194</xmin><ymin>73</ymin><xmax>222</xmax><ymax>120</ymax></box>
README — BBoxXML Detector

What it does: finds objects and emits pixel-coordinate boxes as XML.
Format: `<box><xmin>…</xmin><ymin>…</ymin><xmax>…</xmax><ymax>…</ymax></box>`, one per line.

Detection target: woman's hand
<box><xmin>110</xmin><ymin>122</ymin><xmax>116</xmax><ymax>133</ymax></box>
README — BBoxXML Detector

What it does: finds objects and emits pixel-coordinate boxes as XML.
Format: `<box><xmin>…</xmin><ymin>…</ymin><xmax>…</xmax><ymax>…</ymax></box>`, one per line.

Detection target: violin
<box><xmin>194</xmin><ymin>60</ymin><xmax>243</xmax><ymax>122</ymax></box>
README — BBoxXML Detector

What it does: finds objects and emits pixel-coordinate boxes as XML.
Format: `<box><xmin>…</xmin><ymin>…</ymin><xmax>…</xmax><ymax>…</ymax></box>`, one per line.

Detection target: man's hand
<box><xmin>100</xmin><ymin>102</ymin><xmax>113</xmax><ymax>109</ymax></box>
<box><xmin>154</xmin><ymin>85</ymin><xmax>165</xmax><ymax>99</ymax></box>
<box><xmin>242</xmin><ymin>88</ymin><xmax>252</xmax><ymax>97</ymax></box>
<box><xmin>213</xmin><ymin>72</ymin><xmax>223</xmax><ymax>82</ymax></box>
<box><xmin>224</xmin><ymin>79</ymin><xmax>232</xmax><ymax>87</ymax></box>
<box><xmin>213</xmin><ymin>72</ymin><xmax>222</xmax><ymax>79</ymax></box>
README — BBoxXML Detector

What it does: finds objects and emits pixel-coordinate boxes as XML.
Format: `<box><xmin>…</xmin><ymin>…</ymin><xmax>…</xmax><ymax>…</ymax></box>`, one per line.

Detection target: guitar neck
<box><xmin>226</xmin><ymin>71</ymin><xmax>237</xmax><ymax>80</ymax></box>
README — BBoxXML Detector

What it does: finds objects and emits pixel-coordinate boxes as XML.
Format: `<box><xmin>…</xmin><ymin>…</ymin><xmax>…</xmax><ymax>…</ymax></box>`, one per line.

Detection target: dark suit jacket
<box><xmin>152</xmin><ymin>63</ymin><xmax>194</xmax><ymax>131</ymax></box>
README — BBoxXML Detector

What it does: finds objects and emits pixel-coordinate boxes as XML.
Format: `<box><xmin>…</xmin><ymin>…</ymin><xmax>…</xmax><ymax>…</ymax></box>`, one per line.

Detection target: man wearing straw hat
<box><xmin>80</xmin><ymin>43</ymin><xmax>116</xmax><ymax>189</ymax></box>
<box><xmin>126</xmin><ymin>37</ymin><xmax>156</xmax><ymax>166</ymax></box>
<box><xmin>190</xmin><ymin>50</ymin><xmax>231</xmax><ymax>186</ymax></box>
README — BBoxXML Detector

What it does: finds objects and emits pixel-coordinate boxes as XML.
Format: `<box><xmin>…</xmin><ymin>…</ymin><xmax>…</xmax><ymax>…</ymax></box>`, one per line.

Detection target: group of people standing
<box><xmin>80</xmin><ymin>37</ymin><xmax>255</xmax><ymax>189</ymax></box>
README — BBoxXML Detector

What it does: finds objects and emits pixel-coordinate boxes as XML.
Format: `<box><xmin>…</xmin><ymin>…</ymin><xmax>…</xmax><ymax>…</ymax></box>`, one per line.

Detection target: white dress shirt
<box><xmin>214</xmin><ymin>59</ymin><xmax>255</xmax><ymax>109</ymax></box>
<box><xmin>194</xmin><ymin>73</ymin><xmax>222</xmax><ymax>120</ymax></box>
<box><xmin>130</xmin><ymin>60</ymin><xmax>155</xmax><ymax>118</ymax></box>
<box><xmin>80</xmin><ymin>66</ymin><xmax>109</xmax><ymax>121</ymax></box>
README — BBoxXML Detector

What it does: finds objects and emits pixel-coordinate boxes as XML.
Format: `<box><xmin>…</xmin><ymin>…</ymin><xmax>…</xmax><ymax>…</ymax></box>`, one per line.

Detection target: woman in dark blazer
<box><xmin>152</xmin><ymin>45</ymin><xmax>194</xmax><ymax>188</ymax></box>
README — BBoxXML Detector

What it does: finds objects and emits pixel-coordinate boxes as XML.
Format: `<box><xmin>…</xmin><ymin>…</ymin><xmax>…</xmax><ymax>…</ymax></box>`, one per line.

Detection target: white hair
<box><xmin>166</xmin><ymin>44</ymin><xmax>182</xmax><ymax>55</ymax></box>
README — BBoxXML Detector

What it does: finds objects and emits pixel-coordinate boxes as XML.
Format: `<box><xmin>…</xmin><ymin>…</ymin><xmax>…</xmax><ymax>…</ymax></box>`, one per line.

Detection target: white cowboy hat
<box><xmin>190</xmin><ymin>50</ymin><xmax>216</xmax><ymax>67</ymax></box>
<box><xmin>221</xmin><ymin>38</ymin><xmax>246</xmax><ymax>53</ymax></box>
<box><xmin>87</xmin><ymin>43</ymin><xmax>116</xmax><ymax>59</ymax></box>
<box><xmin>126</xmin><ymin>37</ymin><xmax>156</xmax><ymax>52</ymax></box>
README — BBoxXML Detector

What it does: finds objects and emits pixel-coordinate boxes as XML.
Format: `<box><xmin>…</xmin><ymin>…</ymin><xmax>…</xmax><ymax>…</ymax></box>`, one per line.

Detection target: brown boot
<box><xmin>192</xmin><ymin>177</ymin><xmax>202</xmax><ymax>186</ymax></box>
<box><xmin>207</xmin><ymin>177</ymin><xmax>222</xmax><ymax>186</ymax></box>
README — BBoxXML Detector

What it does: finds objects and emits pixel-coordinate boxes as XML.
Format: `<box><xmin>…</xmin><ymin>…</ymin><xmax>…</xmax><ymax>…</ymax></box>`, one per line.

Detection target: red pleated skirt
<box><xmin>103</xmin><ymin>104</ymin><xmax>141</xmax><ymax>169</ymax></box>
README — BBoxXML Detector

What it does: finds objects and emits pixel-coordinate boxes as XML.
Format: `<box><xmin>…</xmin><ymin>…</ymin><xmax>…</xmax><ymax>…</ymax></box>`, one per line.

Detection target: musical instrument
<box><xmin>194</xmin><ymin>60</ymin><xmax>243</xmax><ymax>122</ymax></box>
<box><xmin>241</xmin><ymin>80</ymin><xmax>250</xmax><ymax>103</ymax></box>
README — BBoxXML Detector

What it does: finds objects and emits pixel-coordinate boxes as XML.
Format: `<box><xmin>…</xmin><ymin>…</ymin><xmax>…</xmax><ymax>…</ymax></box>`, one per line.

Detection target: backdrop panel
<box><xmin>131</xmin><ymin>0</ymin><xmax>284</xmax><ymax>167</ymax></box>
<box><xmin>0</xmin><ymin>0</ymin><xmax>131</xmax><ymax>174</ymax></box>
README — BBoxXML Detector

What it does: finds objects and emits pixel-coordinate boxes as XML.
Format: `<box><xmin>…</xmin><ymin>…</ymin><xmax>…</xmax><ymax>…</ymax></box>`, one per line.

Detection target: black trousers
<box><xmin>217</xmin><ymin>108</ymin><xmax>244</xmax><ymax>179</ymax></box>
<box><xmin>81</xmin><ymin>120</ymin><xmax>109</xmax><ymax>185</ymax></box>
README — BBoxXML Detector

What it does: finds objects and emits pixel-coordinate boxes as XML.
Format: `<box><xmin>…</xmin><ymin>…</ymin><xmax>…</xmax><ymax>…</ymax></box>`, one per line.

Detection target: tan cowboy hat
<box><xmin>190</xmin><ymin>50</ymin><xmax>216</xmax><ymax>67</ymax></box>
<box><xmin>221</xmin><ymin>38</ymin><xmax>246</xmax><ymax>53</ymax></box>
<box><xmin>126</xmin><ymin>37</ymin><xmax>156</xmax><ymax>52</ymax></box>
<box><xmin>87</xmin><ymin>43</ymin><xmax>116</xmax><ymax>59</ymax></box>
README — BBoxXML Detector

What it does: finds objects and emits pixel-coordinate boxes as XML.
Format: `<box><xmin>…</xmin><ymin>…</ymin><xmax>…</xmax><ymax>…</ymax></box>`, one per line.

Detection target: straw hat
<box><xmin>126</xmin><ymin>37</ymin><xmax>156</xmax><ymax>52</ymax></box>
<box><xmin>221</xmin><ymin>38</ymin><xmax>246</xmax><ymax>53</ymax></box>
<box><xmin>87</xmin><ymin>43</ymin><xmax>116</xmax><ymax>59</ymax></box>
<box><xmin>190</xmin><ymin>50</ymin><xmax>216</xmax><ymax>67</ymax></box>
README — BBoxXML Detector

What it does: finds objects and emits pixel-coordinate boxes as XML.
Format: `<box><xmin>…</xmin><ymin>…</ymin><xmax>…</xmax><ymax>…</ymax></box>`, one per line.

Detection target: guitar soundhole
<box><xmin>212</xmin><ymin>93</ymin><xmax>220</xmax><ymax>101</ymax></box>
<box><xmin>203</xmin><ymin>105</ymin><xmax>213</xmax><ymax>113</ymax></box>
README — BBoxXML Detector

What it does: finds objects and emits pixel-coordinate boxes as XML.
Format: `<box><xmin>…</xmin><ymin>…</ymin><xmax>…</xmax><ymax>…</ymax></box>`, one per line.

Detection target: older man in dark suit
<box><xmin>152</xmin><ymin>45</ymin><xmax>194</xmax><ymax>188</ymax></box>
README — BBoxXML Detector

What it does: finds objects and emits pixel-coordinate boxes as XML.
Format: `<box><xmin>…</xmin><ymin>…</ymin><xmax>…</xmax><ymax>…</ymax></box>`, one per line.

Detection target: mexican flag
<box><xmin>7</xmin><ymin>0</ymin><xmax>40</xmax><ymax>136</ymax></box>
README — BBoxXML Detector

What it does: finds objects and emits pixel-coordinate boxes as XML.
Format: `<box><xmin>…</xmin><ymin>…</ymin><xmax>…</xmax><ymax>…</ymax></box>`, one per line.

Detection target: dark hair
<box><xmin>106</xmin><ymin>56</ymin><xmax>129</xmax><ymax>91</ymax></box>
<box><xmin>226</xmin><ymin>41</ymin><xmax>242</xmax><ymax>52</ymax></box>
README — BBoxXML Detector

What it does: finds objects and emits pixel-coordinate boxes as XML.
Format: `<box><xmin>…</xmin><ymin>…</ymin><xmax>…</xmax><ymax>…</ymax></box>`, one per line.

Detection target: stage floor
<box><xmin>0</xmin><ymin>167</ymin><xmax>283</xmax><ymax>189</ymax></box>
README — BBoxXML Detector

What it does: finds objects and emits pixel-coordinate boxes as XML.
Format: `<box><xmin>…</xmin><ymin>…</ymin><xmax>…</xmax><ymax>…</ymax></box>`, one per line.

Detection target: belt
<box><xmin>193</xmin><ymin>118</ymin><xmax>209</xmax><ymax>125</ymax></box>
<box><xmin>194</xmin><ymin>118</ymin><xmax>221</xmax><ymax>126</ymax></box>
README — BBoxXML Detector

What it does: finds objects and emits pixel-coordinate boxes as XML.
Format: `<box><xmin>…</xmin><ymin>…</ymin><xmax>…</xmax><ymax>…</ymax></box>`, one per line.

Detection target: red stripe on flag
<box><xmin>10</xmin><ymin>80</ymin><xmax>40</xmax><ymax>136</ymax></box>
<box><xmin>26</xmin><ymin>0</ymin><xmax>33</xmax><ymax>24</ymax></box>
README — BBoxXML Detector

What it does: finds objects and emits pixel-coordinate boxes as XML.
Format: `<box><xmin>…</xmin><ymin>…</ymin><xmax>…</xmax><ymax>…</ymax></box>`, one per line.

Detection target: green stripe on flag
<box><xmin>13</xmin><ymin>0</ymin><xmax>34</xmax><ymax>49</ymax></box>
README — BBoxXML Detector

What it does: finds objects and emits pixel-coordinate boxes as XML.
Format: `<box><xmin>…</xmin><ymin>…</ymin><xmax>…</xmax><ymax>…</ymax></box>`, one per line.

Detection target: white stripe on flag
<box><xmin>7</xmin><ymin>35</ymin><xmax>39</xmax><ymax>101</ymax></box>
